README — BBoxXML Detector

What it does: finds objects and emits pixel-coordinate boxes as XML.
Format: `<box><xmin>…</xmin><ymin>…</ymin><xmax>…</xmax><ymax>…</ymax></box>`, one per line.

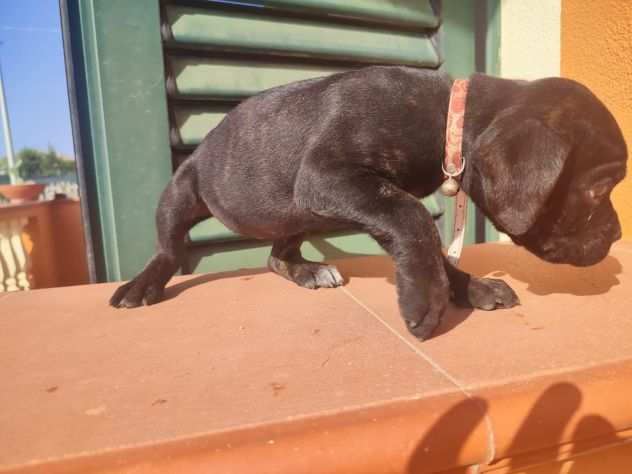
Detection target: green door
<box><xmin>62</xmin><ymin>0</ymin><xmax>500</xmax><ymax>282</ymax></box>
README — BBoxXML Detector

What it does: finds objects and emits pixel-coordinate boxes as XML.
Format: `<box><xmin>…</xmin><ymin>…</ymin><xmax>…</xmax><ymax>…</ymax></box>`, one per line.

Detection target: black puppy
<box><xmin>110</xmin><ymin>67</ymin><xmax>627</xmax><ymax>339</ymax></box>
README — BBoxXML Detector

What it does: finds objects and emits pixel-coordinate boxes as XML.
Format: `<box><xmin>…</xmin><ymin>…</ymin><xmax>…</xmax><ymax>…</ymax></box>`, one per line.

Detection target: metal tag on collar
<box><xmin>447</xmin><ymin>189</ymin><xmax>468</xmax><ymax>265</ymax></box>
<box><xmin>440</xmin><ymin>157</ymin><xmax>466</xmax><ymax>197</ymax></box>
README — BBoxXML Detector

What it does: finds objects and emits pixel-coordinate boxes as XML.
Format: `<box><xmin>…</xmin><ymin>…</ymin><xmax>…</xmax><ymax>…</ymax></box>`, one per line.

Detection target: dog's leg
<box><xmin>110</xmin><ymin>164</ymin><xmax>209</xmax><ymax>308</ymax></box>
<box><xmin>267</xmin><ymin>235</ymin><xmax>344</xmax><ymax>289</ymax></box>
<box><xmin>298</xmin><ymin>173</ymin><xmax>449</xmax><ymax>339</ymax></box>
<box><xmin>443</xmin><ymin>256</ymin><xmax>520</xmax><ymax>310</ymax></box>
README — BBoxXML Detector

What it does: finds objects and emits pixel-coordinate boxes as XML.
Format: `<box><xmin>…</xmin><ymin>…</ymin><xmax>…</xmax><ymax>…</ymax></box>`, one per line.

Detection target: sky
<box><xmin>0</xmin><ymin>0</ymin><xmax>75</xmax><ymax>158</ymax></box>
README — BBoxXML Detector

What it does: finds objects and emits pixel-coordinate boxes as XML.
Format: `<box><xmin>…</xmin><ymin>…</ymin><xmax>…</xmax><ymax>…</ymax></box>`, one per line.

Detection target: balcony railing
<box><xmin>0</xmin><ymin>198</ymin><xmax>89</xmax><ymax>291</ymax></box>
<box><xmin>0</xmin><ymin>216</ymin><xmax>30</xmax><ymax>291</ymax></box>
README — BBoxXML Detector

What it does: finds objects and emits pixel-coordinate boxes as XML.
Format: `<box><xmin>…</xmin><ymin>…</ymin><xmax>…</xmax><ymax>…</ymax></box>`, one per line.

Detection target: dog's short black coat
<box><xmin>110</xmin><ymin>66</ymin><xmax>627</xmax><ymax>340</ymax></box>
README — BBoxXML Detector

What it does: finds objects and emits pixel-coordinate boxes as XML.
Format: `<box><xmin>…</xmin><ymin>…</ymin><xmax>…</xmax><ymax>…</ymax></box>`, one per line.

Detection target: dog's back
<box><xmin>185</xmin><ymin>66</ymin><xmax>450</xmax><ymax>238</ymax></box>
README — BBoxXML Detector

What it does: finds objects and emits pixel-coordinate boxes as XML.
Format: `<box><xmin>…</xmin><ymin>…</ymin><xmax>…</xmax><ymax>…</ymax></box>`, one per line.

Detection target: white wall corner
<box><xmin>499</xmin><ymin>0</ymin><xmax>561</xmax><ymax>80</ymax></box>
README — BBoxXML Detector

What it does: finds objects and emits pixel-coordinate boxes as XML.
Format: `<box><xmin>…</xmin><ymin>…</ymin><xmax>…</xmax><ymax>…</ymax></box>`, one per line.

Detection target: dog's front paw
<box><xmin>401</xmin><ymin>282</ymin><xmax>450</xmax><ymax>341</ymax></box>
<box><xmin>454</xmin><ymin>277</ymin><xmax>520</xmax><ymax>310</ymax></box>
<box><xmin>406</xmin><ymin>318</ymin><xmax>441</xmax><ymax>341</ymax></box>
<box><xmin>109</xmin><ymin>278</ymin><xmax>165</xmax><ymax>308</ymax></box>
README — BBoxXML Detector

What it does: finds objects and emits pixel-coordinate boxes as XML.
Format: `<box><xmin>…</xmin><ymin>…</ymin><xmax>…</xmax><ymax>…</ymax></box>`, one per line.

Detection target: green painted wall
<box><xmin>65</xmin><ymin>0</ymin><xmax>172</xmax><ymax>281</ymax></box>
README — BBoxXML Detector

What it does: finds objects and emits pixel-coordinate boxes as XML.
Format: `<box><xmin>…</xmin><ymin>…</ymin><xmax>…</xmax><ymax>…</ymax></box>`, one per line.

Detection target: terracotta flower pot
<box><xmin>0</xmin><ymin>183</ymin><xmax>46</xmax><ymax>203</ymax></box>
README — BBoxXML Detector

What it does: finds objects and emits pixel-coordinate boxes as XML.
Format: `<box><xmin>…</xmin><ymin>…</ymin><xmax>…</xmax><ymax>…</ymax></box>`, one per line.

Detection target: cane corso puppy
<box><xmin>110</xmin><ymin>67</ymin><xmax>627</xmax><ymax>340</ymax></box>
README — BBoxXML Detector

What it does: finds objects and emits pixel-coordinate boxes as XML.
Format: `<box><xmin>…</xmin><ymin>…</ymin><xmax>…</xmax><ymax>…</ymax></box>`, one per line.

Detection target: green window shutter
<box><xmin>167</xmin><ymin>58</ymin><xmax>345</xmax><ymax>99</ymax></box>
<box><xmin>164</xmin><ymin>6</ymin><xmax>440</xmax><ymax>67</ymax></box>
<box><xmin>171</xmin><ymin>105</ymin><xmax>231</xmax><ymax>147</ymax></box>
<box><xmin>243</xmin><ymin>0</ymin><xmax>440</xmax><ymax>29</ymax></box>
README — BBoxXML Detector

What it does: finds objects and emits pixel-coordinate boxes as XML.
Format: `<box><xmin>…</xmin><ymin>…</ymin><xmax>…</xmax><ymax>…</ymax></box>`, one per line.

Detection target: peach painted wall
<box><xmin>561</xmin><ymin>1</ymin><xmax>632</xmax><ymax>239</ymax></box>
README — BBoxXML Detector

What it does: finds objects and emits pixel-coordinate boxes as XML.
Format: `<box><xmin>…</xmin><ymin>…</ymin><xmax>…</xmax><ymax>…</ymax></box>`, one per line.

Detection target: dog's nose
<box><xmin>612</xmin><ymin>225</ymin><xmax>622</xmax><ymax>242</ymax></box>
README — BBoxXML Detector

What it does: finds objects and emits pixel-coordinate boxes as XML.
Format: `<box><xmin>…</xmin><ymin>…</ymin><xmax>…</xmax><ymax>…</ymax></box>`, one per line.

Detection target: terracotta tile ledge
<box><xmin>2</xmin><ymin>242</ymin><xmax>632</xmax><ymax>474</ymax></box>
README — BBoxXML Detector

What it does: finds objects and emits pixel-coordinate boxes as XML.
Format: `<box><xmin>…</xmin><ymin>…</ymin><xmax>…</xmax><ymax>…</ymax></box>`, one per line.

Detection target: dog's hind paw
<box><xmin>268</xmin><ymin>255</ymin><xmax>344</xmax><ymax>290</ymax></box>
<box><xmin>454</xmin><ymin>276</ymin><xmax>520</xmax><ymax>310</ymax></box>
<box><xmin>293</xmin><ymin>263</ymin><xmax>344</xmax><ymax>289</ymax></box>
<box><xmin>109</xmin><ymin>279</ymin><xmax>165</xmax><ymax>308</ymax></box>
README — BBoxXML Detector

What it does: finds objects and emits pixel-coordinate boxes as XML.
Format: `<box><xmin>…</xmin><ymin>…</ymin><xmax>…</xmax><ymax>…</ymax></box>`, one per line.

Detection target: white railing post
<box><xmin>0</xmin><ymin>218</ymin><xmax>31</xmax><ymax>292</ymax></box>
<box><xmin>10</xmin><ymin>218</ymin><xmax>30</xmax><ymax>290</ymax></box>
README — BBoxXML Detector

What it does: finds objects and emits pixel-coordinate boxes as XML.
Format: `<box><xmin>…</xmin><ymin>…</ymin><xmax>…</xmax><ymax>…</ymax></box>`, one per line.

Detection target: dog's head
<box><xmin>467</xmin><ymin>76</ymin><xmax>627</xmax><ymax>266</ymax></box>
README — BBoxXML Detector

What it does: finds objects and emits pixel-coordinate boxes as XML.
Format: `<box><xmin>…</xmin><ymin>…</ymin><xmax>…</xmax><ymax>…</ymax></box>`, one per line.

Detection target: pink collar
<box><xmin>443</xmin><ymin>79</ymin><xmax>470</xmax><ymax>265</ymax></box>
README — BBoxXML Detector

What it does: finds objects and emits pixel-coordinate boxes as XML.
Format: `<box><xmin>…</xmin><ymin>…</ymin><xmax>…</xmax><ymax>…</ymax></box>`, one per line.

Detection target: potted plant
<box><xmin>0</xmin><ymin>160</ymin><xmax>45</xmax><ymax>204</ymax></box>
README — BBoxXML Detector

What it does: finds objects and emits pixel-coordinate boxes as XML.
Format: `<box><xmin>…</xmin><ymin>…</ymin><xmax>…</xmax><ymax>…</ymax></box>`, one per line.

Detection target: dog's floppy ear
<box><xmin>470</xmin><ymin>115</ymin><xmax>571</xmax><ymax>236</ymax></box>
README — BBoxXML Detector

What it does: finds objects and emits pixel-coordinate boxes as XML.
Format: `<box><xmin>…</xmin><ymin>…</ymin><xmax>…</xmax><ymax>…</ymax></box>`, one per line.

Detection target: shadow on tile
<box><xmin>459</xmin><ymin>245</ymin><xmax>622</xmax><ymax>297</ymax></box>
<box><xmin>333</xmin><ymin>257</ymin><xmax>477</xmax><ymax>339</ymax></box>
<box><xmin>332</xmin><ymin>244</ymin><xmax>623</xmax><ymax>298</ymax></box>
<box><xmin>407</xmin><ymin>396</ymin><xmax>489</xmax><ymax>473</ymax></box>
<box><xmin>500</xmin><ymin>382</ymin><xmax>627</xmax><ymax>473</ymax></box>
<box><xmin>163</xmin><ymin>267</ymin><xmax>270</xmax><ymax>301</ymax></box>
<box><xmin>432</xmin><ymin>307</ymin><xmax>476</xmax><ymax>338</ymax></box>
<box><xmin>333</xmin><ymin>256</ymin><xmax>396</xmax><ymax>286</ymax></box>
<box><xmin>406</xmin><ymin>382</ymin><xmax>626</xmax><ymax>473</ymax></box>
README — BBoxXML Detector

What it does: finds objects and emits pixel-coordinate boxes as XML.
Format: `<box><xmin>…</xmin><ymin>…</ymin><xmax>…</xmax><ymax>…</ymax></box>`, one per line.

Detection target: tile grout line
<box><xmin>337</xmin><ymin>288</ymin><xmax>471</xmax><ymax>389</ymax></box>
<box><xmin>339</xmin><ymin>286</ymin><xmax>496</xmax><ymax>466</ymax></box>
